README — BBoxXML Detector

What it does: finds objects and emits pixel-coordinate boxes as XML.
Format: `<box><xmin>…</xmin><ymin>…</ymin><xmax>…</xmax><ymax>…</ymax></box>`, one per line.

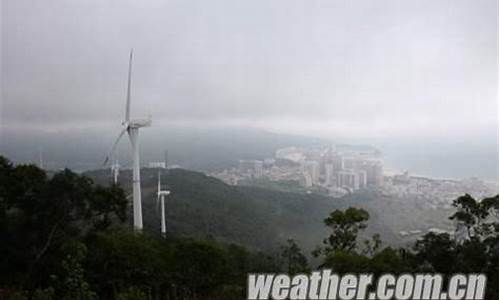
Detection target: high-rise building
<box><xmin>254</xmin><ymin>160</ymin><xmax>264</xmax><ymax>177</ymax></box>
<box><xmin>238</xmin><ymin>160</ymin><xmax>254</xmax><ymax>173</ymax></box>
<box><xmin>300</xmin><ymin>172</ymin><xmax>313</xmax><ymax>187</ymax></box>
<box><xmin>331</xmin><ymin>153</ymin><xmax>344</xmax><ymax>173</ymax></box>
<box><xmin>324</xmin><ymin>163</ymin><xmax>335</xmax><ymax>186</ymax></box>
<box><xmin>148</xmin><ymin>162</ymin><xmax>166</xmax><ymax>168</ymax></box>
<box><xmin>239</xmin><ymin>160</ymin><xmax>264</xmax><ymax>178</ymax></box>
<box><xmin>337</xmin><ymin>170</ymin><xmax>360</xmax><ymax>190</ymax></box>
<box><xmin>343</xmin><ymin>157</ymin><xmax>364</xmax><ymax>170</ymax></box>
<box><xmin>357</xmin><ymin>170</ymin><xmax>367</xmax><ymax>188</ymax></box>
<box><xmin>359</xmin><ymin>160</ymin><xmax>383</xmax><ymax>186</ymax></box>
<box><xmin>263</xmin><ymin>158</ymin><xmax>276</xmax><ymax>168</ymax></box>
<box><xmin>302</xmin><ymin>160</ymin><xmax>320</xmax><ymax>185</ymax></box>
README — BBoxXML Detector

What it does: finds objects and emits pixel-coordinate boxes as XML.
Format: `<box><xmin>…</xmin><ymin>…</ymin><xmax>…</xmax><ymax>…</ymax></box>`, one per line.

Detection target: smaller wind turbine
<box><xmin>38</xmin><ymin>148</ymin><xmax>44</xmax><ymax>169</ymax></box>
<box><xmin>110</xmin><ymin>157</ymin><xmax>120</xmax><ymax>184</ymax></box>
<box><xmin>156</xmin><ymin>171</ymin><xmax>170</xmax><ymax>237</ymax></box>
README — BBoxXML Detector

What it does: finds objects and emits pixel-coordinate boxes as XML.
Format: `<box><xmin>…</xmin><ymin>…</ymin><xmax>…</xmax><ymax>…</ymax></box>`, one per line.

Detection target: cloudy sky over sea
<box><xmin>2</xmin><ymin>0</ymin><xmax>498</xmax><ymax>179</ymax></box>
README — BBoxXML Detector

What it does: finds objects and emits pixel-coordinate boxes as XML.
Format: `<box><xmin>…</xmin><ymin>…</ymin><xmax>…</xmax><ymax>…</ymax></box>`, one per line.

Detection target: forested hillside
<box><xmin>85</xmin><ymin>168</ymin><xmax>396</xmax><ymax>253</ymax></box>
<box><xmin>1</xmin><ymin>157</ymin><xmax>498</xmax><ymax>299</ymax></box>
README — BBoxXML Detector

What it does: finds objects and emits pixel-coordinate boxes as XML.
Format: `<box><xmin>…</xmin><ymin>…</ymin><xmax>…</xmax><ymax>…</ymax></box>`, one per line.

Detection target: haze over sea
<box><xmin>1</xmin><ymin>125</ymin><xmax>497</xmax><ymax>182</ymax></box>
<box><xmin>372</xmin><ymin>136</ymin><xmax>499</xmax><ymax>181</ymax></box>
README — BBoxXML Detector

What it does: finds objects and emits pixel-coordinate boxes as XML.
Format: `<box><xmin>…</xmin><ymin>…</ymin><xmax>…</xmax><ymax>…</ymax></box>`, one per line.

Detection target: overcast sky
<box><xmin>1</xmin><ymin>0</ymin><xmax>498</xmax><ymax>141</ymax></box>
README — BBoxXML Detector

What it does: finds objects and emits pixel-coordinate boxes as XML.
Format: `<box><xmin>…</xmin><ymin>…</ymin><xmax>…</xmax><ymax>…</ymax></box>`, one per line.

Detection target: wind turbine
<box><xmin>104</xmin><ymin>49</ymin><xmax>151</xmax><ymax>230</ymax></box>
<box><xmin>156</xmin><ymin>170</ymin><xmax>170</xmax><ymax>237</ymax></box>
<box><xmin>38</xmin><ymin>147</ymin><xmax>44</xmax><ymax>169</ymax></box>
<box><xmin>110</xmin><ymin>156</ymin><xmax>120</xmax><ymax>184</ymax></box>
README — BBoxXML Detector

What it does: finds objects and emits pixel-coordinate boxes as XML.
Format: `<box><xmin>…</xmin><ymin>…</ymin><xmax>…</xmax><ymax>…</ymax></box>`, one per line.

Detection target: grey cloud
<box><xmin>1</xmin><ymin>0</ymin><xmax>498</xmax><ymax>139</ymax></box>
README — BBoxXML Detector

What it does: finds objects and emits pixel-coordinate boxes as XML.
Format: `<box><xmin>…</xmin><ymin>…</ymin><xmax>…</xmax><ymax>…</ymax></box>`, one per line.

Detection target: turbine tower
<box><xmin>104</xmin><ymin>49</ymin><xmax>151</xmax><ymax>230</ymax></box>
<box><xmin>38</xmin><ymin>147</ymin><xmax>44</xmax><ymax>169</ymax></box>
<box><xmin>110</xmin><ymin>156</ymin><xmax>120</xmax><ymax>184</ymax></box>
<box><xmin>156</xmin><ymin>170</ymin><xmax>170</xmax><ymax>237</ymax></box>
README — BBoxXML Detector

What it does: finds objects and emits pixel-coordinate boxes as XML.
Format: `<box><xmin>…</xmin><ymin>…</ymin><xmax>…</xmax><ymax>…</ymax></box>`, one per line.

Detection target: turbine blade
<box><xmin>125</xmin><ymin>49</ymin><xmax>133</xmax><ymax>123</ymax></box>
<box><xmin>103</xmin><ymin>128</ymin><xmax>127</xmax><ymax>166</ymax></box>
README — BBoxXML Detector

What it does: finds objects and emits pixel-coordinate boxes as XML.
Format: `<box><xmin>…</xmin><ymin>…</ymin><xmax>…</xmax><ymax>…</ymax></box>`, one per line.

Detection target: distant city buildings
<box><xmin>324</xmin><ymin>163</ymin><xmax>335</xmax><ymax>186</ymax></box>
<box><xmin>275</xmin><ymin>147</ymin><xmax>305</xmax><ymax>163</ymax></box>
<box><xmin>210</xmin><ymin>144</ymin><xmax>497</xmax><ymax>207</ymax></box>
<box><xmin>148</xmin><ymin>162</ymin><xmax>166</xmax><ymax>169</ymax></box>
<box><xmin>310</xmin><ymin>145</ymin><xmax>383</xmax><ymax>192</ymax></box>
<box><xmin>147</xmin><ymin>150</ymin><xmax>169</xmax><ymax>169</ymax></box>
<box><xmin>211</xmin><ymin>144</ymin><xmax>384</xmax><ymax>195</ymax></box>
<box><xmin>263</xmin><ymin>158</ymin><xmax>276</xmax><ymax>168</ymax></box>
<box><xmin>208</xmin><ymin>144</ymin><xmax>498</xmax><ymax>243</ymax></box>
<box><xmin>276</xmin><ymin>145</ymin><xmax>384</xmax><ymax>191</ymax></box>
<box><xmin>359</xmin><ymin>160</ymin><xmax>383</xmax><ymax>186</ymax></box>
<box><xmin>393</xmin><ymin>171</ymin><xmax>411</xmax><ymax>184</ymax></box>
<box><xmin>301</xmin><ymin>160</ymin><xmax>320</xmax><ymax>185</ymax></box>
<box><xmin>337</xmin><ymin>170</ymin><xmax>360</xmax><ymax>190</ymax></box>
<box><xmin>238</xmin><ymin>160</ymin><xmax>264</xmax><ymax>178</ymax></box>
<box><xmin>299</xmin><ymin>172</ymin><xmax>313</xmax><ymax>187</ymax></box>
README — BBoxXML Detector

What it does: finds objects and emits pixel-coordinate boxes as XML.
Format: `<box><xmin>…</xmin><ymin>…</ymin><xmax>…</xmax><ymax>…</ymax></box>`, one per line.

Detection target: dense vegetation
<box><xmin>0</xmin><ymin>156</ymin><xmax>497</xmax><ymax>299</ymax></box>
<box><xmin>85</xmin><ymin>168</ymin><xmax>396</xmax><ymax>253</ymax></box>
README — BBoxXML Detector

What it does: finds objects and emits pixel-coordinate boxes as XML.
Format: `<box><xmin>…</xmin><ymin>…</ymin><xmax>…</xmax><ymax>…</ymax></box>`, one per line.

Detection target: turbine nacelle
<box><xmin>127</xmin><ymin>118</ymin><xmax>152</xmax><ymax>129</ymax></box>
<box><xmin>157</xmin><ymin>171</ymin><xmax>170</xmax><ymax>196</ymax></box>
<box><xmin>158</xmin><ymin>190</ymin><xmax>170</xmax><ymax>197</ymax></box>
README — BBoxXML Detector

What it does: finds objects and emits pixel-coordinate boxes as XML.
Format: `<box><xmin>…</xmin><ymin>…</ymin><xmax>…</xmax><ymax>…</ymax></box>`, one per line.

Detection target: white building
<box><xmin>148</xmin><ymin>162</ymin><xmax>166</xmax><ymax>168</ymax></box>
<box><xmin>300</xmin><ymin>172</ymin><xmax>313</xmax><ymax>187</ymax></box>
<box><xmin>302</xmin><ymin>160</ymin><xmax>320</xmax><ymax>185</ymax></box>
<box><xmin>359</xmin><ymin>160</ymin><xmax>383</xmax><ymax>186</ymax></box>
<box><xmin>275</xmin><ymin>147</ymin><xmax>306</xmax><ymax>162</ymax></box>
<box><xmin>239</xmin><ymin>160</ymin><xmax>264</xmax><ymax>178</ymax></box>
<box><xmin>338</xmin><ymin>170</ymin><xmax>360</xmax><ymax>190</ymax></box>
<box><xmin>324</xmin><ymin>163</ymin><xmax>335</xmax><ymax>186</ymax></box>
<box><xmin>254</xmin><ymin>160</ymin><xmax>264</xmax><ymax>177</ymax></box>
<box><xmin>357</xmin><ymin>170</ymin><xmax>367</xmax><ymax>188</ymax></box>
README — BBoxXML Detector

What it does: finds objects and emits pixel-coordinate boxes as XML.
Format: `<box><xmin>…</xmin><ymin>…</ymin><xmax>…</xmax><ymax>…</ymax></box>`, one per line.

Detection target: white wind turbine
<box><xmin>110</xmin><ymin>156</ymin><xmax>120</xmax><ymax>184</ymax></box>
<box><xmin>38</xmin><ymin>148</ymin><xmax>44</xmax><ymax>169</ymax></box>
<box><xmin>104</xmin><ymin>49</ymin><xmax>151</xmax><ymax>230</ymax></box>
<box><xmin>156</xmin><ymin>171</ymin><xmax>170</xmax><ymax>237</ymax></box>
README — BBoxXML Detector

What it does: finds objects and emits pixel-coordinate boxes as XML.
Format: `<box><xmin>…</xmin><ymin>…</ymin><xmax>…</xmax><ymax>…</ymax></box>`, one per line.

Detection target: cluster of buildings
<box><xmin>209</xmin><ymin>145</ymin><xmax>498</xmax><ymax>244</ymax></box>
<box><xmin>278</xmin><ymin>145</ymin><xmax>383</xmax><ymax>192</ymax></box>
<box><xmin>237</xmin><ymin>159</ymin><xmax>265</xmax><ymax>178</ymax></box>
<box><xmin>380</xmin><ymin>172</ymin><xmax>498</xmax><ymax>240</ymax></box>
<box><xmin>211</xmin><ymin>145</ymin><xmax>384</xmax><ymax>195</ymax></box>
<box><xmin>212</xmin><ymin>144</ymin><xmax>497</xmax><ymax>205</ymax></box>
<box><xmin>381</xmin><ymin>172</ymin><xmax>498</xmax><ymax>211</ymax></box>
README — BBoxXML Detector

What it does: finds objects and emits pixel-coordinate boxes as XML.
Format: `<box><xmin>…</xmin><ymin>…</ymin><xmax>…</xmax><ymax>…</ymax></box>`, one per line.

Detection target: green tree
<box><xmin>322</xmin><ymin>207</ymin><xmax>370</xmax><ymax>254</ymax></box>
<box><xmin>361</xmin><ymin>234</ymin><xmax>382</xmax><ymax>257</ymax></box>
<box><xmin>116</xmin><ymin>287</ymin><xmax>148</xmax><ymax>300</ymax></box>
<box><xmin>171</xmin><ymin>240</ymin><xmax>228</xmax><ymax>296</ymax></box>
<box><xmin>368</xmin><ymin>248</ymin><xmax>411</xmax><ymax>275</ymax></box>
<box><xmin>450</xmin><ymin>194</ymin><xmax>483</xmax><ymax>238</ymax></box>
<box><xmin>279</xmin><ymin>239</ymin><xmax>308</xmax><ymax>274</ymax></box>
<box><xmin>54</xmin><ymin>241</ymin><xmax>95</xmax><ymax>300</ymax></box>
<box><xmin>322</xmin><ymin>251</ymin><xmax>369</xmax><ymax>273</ymax></box>
<box><xmin>0</xmin><ymin>157</ymin><xmax>127</xmax><ymax>292</ymax></box>
<box><xmin>414</xmin><ymin>233</ymin><xmax>458</xmax><ymax>274</ymax></box>
<box><xmin>85</xmin><ymin>229</ymin><xmax>168</xmax><ymax>299</ymax></box>
<box><xmin>416</xmin><ymin>195</ymin><xmax>498</xmax><ymax>299</ymax></box>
